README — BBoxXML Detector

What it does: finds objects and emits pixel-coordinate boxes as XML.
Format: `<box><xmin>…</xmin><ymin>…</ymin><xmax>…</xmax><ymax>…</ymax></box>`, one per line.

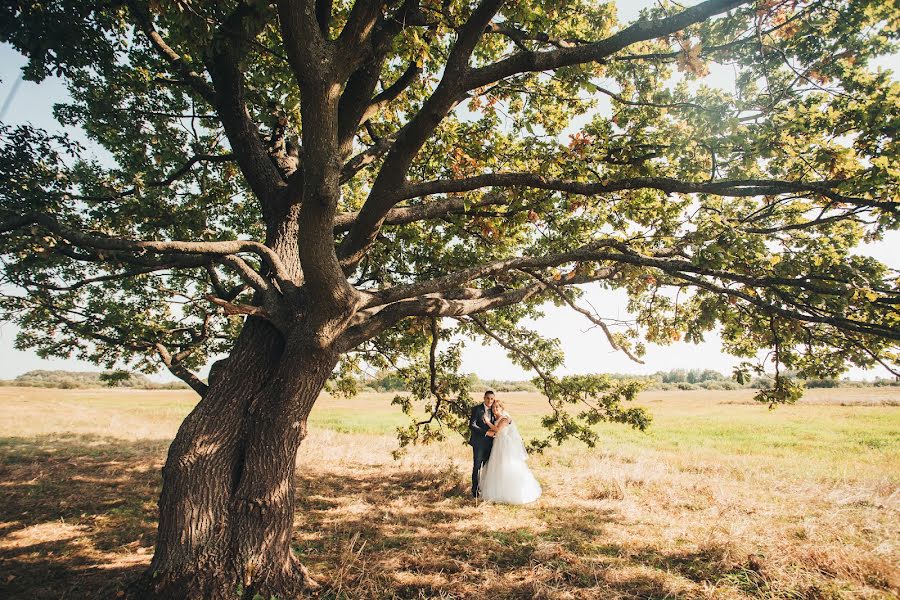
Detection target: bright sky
<box><xmin>0</xmin><ymin>2</ymin><xmax>897</xmax><ymax>382</ymax></box>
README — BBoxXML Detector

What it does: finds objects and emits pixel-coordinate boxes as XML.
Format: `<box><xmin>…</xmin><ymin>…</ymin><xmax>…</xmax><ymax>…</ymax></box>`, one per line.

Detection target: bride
<box><xmin>478</xmin><ymin>400</ymin><xmax>542</xmax><ymax>504</ymax></box>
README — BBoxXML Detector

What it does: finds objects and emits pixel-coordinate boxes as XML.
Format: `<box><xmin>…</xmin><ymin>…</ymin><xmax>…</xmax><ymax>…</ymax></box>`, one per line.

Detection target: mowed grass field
<box><xmin>0</xmin><ymin>386</ymin><xmax>898</xmax><ymax>599</ymax></box>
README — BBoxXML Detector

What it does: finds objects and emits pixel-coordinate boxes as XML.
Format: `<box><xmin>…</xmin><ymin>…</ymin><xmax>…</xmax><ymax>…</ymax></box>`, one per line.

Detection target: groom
<box><xmin>469</xmin><ymin>390</ymin><xmax>497</xmax><ymax>498</ymax></box>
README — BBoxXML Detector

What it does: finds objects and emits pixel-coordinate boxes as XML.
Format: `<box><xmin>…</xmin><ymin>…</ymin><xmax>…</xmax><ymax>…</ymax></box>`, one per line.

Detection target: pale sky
<box><xmin>1</xmin><ymin>2</ymin><xmax>897</xmax><ymax>382</ymax></box>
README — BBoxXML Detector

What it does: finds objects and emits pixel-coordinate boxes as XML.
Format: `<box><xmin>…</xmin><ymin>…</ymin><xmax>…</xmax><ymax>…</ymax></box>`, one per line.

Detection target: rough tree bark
<box><xmin>130</xmin><ymin>318</ymin><xmax>338</xmax><ymax>599</ymax></box>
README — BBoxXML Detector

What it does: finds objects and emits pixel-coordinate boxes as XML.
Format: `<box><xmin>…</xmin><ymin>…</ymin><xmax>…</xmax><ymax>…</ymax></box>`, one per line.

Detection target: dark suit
<box><xmin>469</xmin><ymin>403</ymin><xmax>495</xmax><ymax>497</ymax></box>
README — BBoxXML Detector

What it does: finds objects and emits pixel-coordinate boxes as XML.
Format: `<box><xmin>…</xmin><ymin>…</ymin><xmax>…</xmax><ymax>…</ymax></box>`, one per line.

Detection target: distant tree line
<box><xmin>362</xmin><ymin>368</ymin><xmax>899</xmax><ymax>394</ymax></box>
<box><xmin>5</xmin><ymin>368</ymin><xmax>896</xmax><ymax>393</ymax></box>
<box><xmin>1</xmin><ymin>370</ymin><xmax>188</xmax><ymax>390</ymax></box>
<box><xmin>599</xmin><ymin>369</ymin><xmax>898</xmax><ymax>391</ymax></box>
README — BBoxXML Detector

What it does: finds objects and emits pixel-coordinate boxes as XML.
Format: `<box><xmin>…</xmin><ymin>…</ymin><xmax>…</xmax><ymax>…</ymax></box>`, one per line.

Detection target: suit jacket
<box><xmin>468</xmin><ymin>403</ymin><xmax>494</xmax><ymax>447</ymax></box>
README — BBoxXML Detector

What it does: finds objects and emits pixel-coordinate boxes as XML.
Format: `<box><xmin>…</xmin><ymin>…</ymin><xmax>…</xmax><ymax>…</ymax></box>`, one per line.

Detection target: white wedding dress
<box><xmin>479</xmin><ymin>412</ymin><xmax>542</xmax><ymax>504</ymax></box>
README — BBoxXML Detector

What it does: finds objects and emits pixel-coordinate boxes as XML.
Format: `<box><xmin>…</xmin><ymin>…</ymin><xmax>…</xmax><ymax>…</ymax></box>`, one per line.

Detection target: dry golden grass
<box><xmin>0</xmin><ymin>386</ymin><xmax>898</xmax><ymax>599</ymax></box>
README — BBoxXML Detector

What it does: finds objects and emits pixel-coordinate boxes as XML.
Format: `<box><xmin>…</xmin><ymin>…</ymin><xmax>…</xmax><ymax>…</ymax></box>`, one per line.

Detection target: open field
<box><xmin>0</xmin><ymin>386</ymin><xmax>898</xmax><ymax>599</ymax></box>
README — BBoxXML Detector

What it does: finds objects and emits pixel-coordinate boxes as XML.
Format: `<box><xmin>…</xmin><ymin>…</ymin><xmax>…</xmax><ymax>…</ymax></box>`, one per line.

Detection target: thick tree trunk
<box><xmin>129</xmin><ymin>318</ymin><xmax>338</xmax><ymax>599</ymax></box>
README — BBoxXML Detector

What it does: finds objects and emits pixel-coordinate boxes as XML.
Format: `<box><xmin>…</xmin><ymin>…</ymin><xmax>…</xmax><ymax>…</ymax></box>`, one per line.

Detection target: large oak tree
<box><xmin>1</xmin><ymin>0</ymin><xmax>898</xmax><ymax>597</ymax></box>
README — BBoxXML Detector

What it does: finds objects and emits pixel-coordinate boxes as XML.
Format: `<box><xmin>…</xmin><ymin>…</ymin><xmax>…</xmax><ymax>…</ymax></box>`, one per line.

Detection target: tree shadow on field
<box><xmin>0</xmin><ymin>434</ymin><xmax>824</xmax><ymax>600</ymax></box>
<box><xmin>290</xmin><ymin>466</ymin><xmax>759</xmax><ymax>600</ymax></box>
<box><xmin>0</xmin><ymin>434</ymin><xmax>166</xmax><ymax>599</ymax></box>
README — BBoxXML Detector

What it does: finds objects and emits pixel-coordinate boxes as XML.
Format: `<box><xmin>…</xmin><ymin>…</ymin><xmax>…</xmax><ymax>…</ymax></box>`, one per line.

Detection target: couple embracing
<box><xmin>468</xmin><ymin>390</ymin><xmax>542</xmax><ymax>504</ymax></box>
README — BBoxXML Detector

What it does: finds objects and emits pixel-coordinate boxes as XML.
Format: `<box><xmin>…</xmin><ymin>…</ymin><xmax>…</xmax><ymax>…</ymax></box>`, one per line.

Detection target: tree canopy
<box><xmin>1</xmin><ymin>0</ymin><xmax>899</xmax><ymax>451</ymax></box>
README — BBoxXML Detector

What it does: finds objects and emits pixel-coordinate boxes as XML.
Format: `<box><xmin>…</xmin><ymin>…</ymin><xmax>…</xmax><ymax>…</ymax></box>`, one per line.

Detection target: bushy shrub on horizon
<box><xmin>5</xmin><ymin>369</ymin><xmax>189</xmax><ymax>390</ymax></box>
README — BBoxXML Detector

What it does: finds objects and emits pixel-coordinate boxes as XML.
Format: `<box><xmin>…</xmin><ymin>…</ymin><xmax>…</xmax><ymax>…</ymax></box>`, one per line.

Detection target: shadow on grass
<box><xmin>0</xmin><ymin>434</ymin><xmax>165</xmax><ymax>599</ymax></box>
<box><xmin>290</xmin><ymin>466</ymin><xmax>751</xmax><ymax>599</ymax></box>
<box><xmin>0</xmin><ymin>433</ymin><xmax>825</xmax><ymax>600</ymax></box>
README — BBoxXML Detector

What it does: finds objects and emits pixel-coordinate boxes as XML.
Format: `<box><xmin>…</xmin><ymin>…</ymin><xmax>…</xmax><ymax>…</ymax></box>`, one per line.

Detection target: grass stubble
<box><xmin>0</xmin><ymin>387</ymin><xmax>897</xmax><ymax>599</ymax></box>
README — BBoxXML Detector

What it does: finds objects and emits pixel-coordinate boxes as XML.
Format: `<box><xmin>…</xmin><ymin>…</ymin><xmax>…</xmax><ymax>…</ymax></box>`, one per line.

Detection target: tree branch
<box><xmin>4</xmin><ymin>213</ymin><xmax>294</xmax><ymax>289</ymax></box>
<box><xmin>394</xmin><ymin>173</ymin><xmax>893</xmax><ymax>212</ymax></box>
<box><xmin>415</xmin><ymin>316</ymin><xmax>447</xmax><ymax>427</ymax></box>
<box><xmin>465</xmin><ymin>314</ymin><xmax>554</xmax><ymax>382</ymax></box>
<box><xmin>337</xmin><ymin>0</ymin><xmax>505</xmax><ymax>270</ymax></box>
<box><xmin>339</xmin><ymin>132</ymin><xmax>399</xmax><ymax>183</ymax></box>
<box><xmin>520</xmin><ymin>269</ymin><xmax>645</xmax><ymax>364</ymax></box>
<box><xmin>484</xmin><ymin>22</ymin><xmax>584</xmax><ymax>50</ymax></box>
<box><xmin>341</xmin><ymin>232</ymin><xmax>899</xmax><ymax>355</ymax></box>
<box><xmin>589</xmin><ymin>249</ymin><xmax>900</xmax><ymax>342</ymax></box>
<box><xmin>316</xmin><ymin>0</ymin><xmax>334</xmax><ymax>37</ymax></box>
<box><xmin>463</xmin><ymin>0</ymin><xmax>750</xmax><ymax>91</ymax></box>
<box><xmin>154</xmin><ymin>342</ymin><xmax>210</xmax><ymax>397</ymax></box>
<box><xmin>336</xmin><ymin>281</ymin><xmax>544</xmax><ymax>351</ymax></box>
<box><xmin>277</xmin><ymin>0</ymin><xmax>330</xmax><ymax>90</ymax></box>
<box><xmin>78</xmin><ymin>153</ymin><xmax>235</xmax><ymax>201</ymax></box>
<box><xmin>129</xmin><ymin>1</ymin><xmax>216</xmax><ymax>103</ymax></box>
<box><xmin>364</xmin><ymin>239</ymin><xmax>623</xmax><ymax>307</ymax></box>
<box><xmin>333</xmin><ymin>189</ymin><xmax>503</xmax><ymax>231</ymax></box>
<box><xmin>16</xmin><ymin>265</ymin><xmax>178</xmax><ymax>292</ymax></box>
<box><xmin>204</xmin><ymin>295</ymin><xmax>272</xmax><ymax>320</ymax></box>
<box><xmin>335</xmin><ymin>0</ymin><xmax>388</xmax><ymax>75</ymax></box>
<box><xmin>10</xmin><ymin>293</ymin><xmax>211</xmax><ymax>396</ymax></box>
<box><xmin>217</xmin><ymin>255</ymin><xmax>273</xmax><ymax>295</ymax></box>
<box><xmin>205</xmin><ymin>3</ymin><xmax>288</xmax><ymax>215</ymax></box>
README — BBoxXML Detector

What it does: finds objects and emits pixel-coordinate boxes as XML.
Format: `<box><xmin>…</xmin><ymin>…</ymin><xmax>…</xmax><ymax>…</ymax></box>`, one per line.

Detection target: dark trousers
<box><xmin>471</xmin><ymin>443</ymin><xmax>492</xmax><ymax>497</ymax></box>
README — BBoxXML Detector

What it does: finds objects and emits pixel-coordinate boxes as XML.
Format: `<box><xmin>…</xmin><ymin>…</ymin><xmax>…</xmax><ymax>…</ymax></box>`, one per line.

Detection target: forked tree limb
<box><xmin>636</xmin><ymin>262</ymin><xmax>900</xmax><ymax>341</ymax></box>
<box><xmin>340</xmin><ymin>0</ymin><xmax>748</xmax><ymax>262</ymax></box>
<box><xmin>333</xmin><ymin>0</ymin><xmax>854</xmax><ymax>267</ymax></box>
<box><xmin>132</xmin><ymin>1</ymin><xmax>289</xmax><ymax>212</ymax></box>
<box><xmin>6</xmin><ymin>292</ymin><xmax>212</xmax><ymax>394</ymax></box>
<box><xmin>362</xmin><ymin>240</ymin><xmax>623</xmax><ymax>307</ymax></box>
<box><xmin>217</xmin><ymin>256</ymin><xmax>273</xmax><ymax>295</ymax></box>
<box><xmin>362</xmin><ymin>233</ymin><xmax>876</xmax><ymax>311</ymax></box>
<box><xmin>336</xmin><ymin>2</ymin><xmax>431</xmax><ymax>153</ymax></box>
<box><xmin>343</xmin><ymin>238</ymin><xmax>899</xmax><ymax>353</ymax></box>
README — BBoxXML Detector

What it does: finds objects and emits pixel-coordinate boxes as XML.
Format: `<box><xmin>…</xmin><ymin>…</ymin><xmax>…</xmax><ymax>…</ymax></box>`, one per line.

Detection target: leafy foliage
<box><xmin>1</xmin><ymin>0</ymin><xmax>899</xmax><ymax>454</ymax></box>
<box><xmin>527</xmin><ymin>374</ymin><xmax>650</xmax><ymax>453</ymax></box>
